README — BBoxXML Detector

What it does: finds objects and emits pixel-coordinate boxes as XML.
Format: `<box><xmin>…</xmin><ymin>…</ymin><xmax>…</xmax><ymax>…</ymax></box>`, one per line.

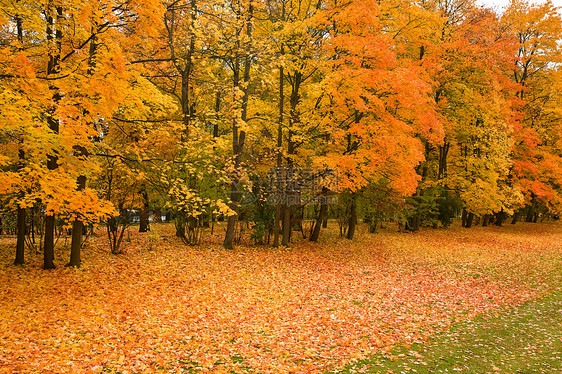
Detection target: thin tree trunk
<box><xmin>68</xmin><ymin>175</ymin><xmax>86</xmax><ymax>267</ymax></box>
<box><xmin>466</xmin><ymin>212</ymin><xmax>474</xmax><ymax>228</ymax></box>
<box><xmin>310</xmin><ymin>188</ymin><xmax>328</xmax><ymax>242</ymax></box>
<box><xmin>43</xmin><ymin>2</ymin><xmax>62</xmax><ymax>270</ymax></box>
<box><xmin>346</xmin><ymin>192</ymin><xmax>357</xmax><ymax>240</ymax></box>
<box><xmin>139</xmin><ymin>185</ymin><xmax>150</xmax><ymax>232</ymax></box>
<box><xmin>438</xmin><ymin>142</ymin><xmax>449</xmax><ymax>179</ymax></box>
<box><xmin>15</xmin><ymin>206</ymin><xmax>26</xmax><ymax>265</ymax></box>
<box><xmin>525</xmin><ymin>209</ymin><xmax>533</xmax><ymax>222</ymax></box>
<box><xmin>511</xmin><ymin>212</ymin><xmax>519</xmax><ymax>224</ymax></box>
<box><xmin>223</xmin><ymin>2</ymin><xmax>253</xmax><ymax>250</ymax></box>
<box><xmin>281</xmin><ymin>200</ymin><xmax>291</xmax><ymax>246</ymax></box>
<box><xmin>213</xmin><ymin>90</ymin><xmax>221</xmax><ymax>138</ymax></box>
<box><xmin>273</xmin><ymin>58</ymin><xmax>284</xmax><ymax>247</ymax></box>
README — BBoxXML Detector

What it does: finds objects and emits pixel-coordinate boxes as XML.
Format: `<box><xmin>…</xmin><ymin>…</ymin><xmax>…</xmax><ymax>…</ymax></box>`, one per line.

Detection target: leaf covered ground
<box><xmin>1</xmin><ymin>222</ymin><xmax>561</xmax><ymax>373</ymax></box>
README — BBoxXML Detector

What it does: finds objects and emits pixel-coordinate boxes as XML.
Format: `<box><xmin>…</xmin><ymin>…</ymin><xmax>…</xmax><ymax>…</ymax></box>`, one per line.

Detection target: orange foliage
<box><xmin>1</xmin><ymin>222</ymin><xmax>559</xmax><ymax>373</ymax></box>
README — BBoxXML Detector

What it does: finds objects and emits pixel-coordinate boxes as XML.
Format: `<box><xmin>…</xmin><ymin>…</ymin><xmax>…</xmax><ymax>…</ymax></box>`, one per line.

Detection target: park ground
<box><xmin>0</xmin><ymin>221</ymin><xmax>561</xmax><ymax>373</ymax></box>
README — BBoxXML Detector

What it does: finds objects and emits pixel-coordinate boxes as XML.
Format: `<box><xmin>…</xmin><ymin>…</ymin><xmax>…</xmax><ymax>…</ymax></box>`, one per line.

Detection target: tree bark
<box><xmin>139</xmin><ymin>185</ymin><xmax>150</xmax><ymax>232</ymax></box>
<box><xmin>511</xmin><ymin>212</ymin><xmax>519</xmax><ymax>224</ymax></box>
<box><xmin>346</xmin><ymin>192</ymin><xmax>357</xmax><ymax>240</ymax></box>
<box><xmin>438</xmin><ymin>142</ymin><xmax>449</xmax><ymax>179</ymax></box>
<box><xmin>223</xmin><ymin>2</ymin><xmax>253</xmax><ymax>250</ymax></box>
<box><xmin>273</xmin><ymin>57</ymin><xmax>284</xmax><ymax>247</ymax></box>
<box><xmin>495</xmin><ymin>209</ymin><xmax>506</xmax><ymax>226</ymax></box>
<box><xmin>465</xmin><ymin>212</ymin><xmax>474</xmax><ymax>228</ymax></box>
<box><xmin>68</xmin><ymin>175</ymin><xmax>86</xmax><ymax>267</ymax></box>
<box><xmin>43</xmin><ymin>2</ymin><xmax>63</xmax><ymax>270</ymax></box>
<box><xmin>15</xmin><ymin>206</ymin><xmax>26</xmax><ymax>265</ymax></box>
<box><xmin>310</xmin><ymin>188</ymin><xmax>328</xmax><ymax>242</ymax></box>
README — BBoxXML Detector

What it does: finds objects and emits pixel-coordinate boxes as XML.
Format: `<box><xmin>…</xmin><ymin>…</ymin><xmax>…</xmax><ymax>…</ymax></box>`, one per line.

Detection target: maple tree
<box><xmin>0</xmin><ymin>0</ymin><xmax>165</xmax><ymax>267</ymax></box>
<box><xmin>503</xmin><ymin>0</ymin><xmax>562</xmax><ymax>221</ymax></box>
<box><xmin>0</xmin><ymin>0</ymin><xmax>561</xmax><ymax>257</ymax></box>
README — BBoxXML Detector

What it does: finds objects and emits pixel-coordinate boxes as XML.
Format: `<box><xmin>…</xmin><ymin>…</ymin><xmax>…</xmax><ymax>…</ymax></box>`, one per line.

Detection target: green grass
<box><xmin>331</xmin><ymin>290</ymin><xmax>562</xmax><ymax>373</ymax></box>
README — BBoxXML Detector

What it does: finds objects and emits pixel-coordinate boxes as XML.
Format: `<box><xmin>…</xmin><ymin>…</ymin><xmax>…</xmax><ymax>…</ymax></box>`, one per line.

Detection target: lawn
<box><xmin>1</xmin><ymin>221</ymin><xmax>561</xmax><ymax>373</ymax></box>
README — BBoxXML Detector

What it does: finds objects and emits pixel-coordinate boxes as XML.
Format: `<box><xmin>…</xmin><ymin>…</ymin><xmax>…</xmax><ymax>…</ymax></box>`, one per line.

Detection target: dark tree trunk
<box><xmin>15</xmin><ymin>206</ymin><xmax>26</xmax><ymax>265</ymax></box>
<box><xmin>438</xmin><ymin>142</ymin><xmax>449</xmax><ymax>179</ymax></box>
<box><xmin>213</xmin><ymin>90</ymin><xmax>221</xmax><ymax>137</ymax></box>
<box><xmin>461</xmin><ymin>208</ymin><xmax>467</xmax><ymax>227</ymax></box>
<box><xmin>526</xmin><ymin>199</ymin><xmax>536</xmax><ymax>222</ymax></box>
<box><xmin>280</xmin><ymin>75</ymin><xmax>301</xmax><ymax>247</ymax></box>
<box><xmin>465</xmin><ymin>212</ymin><xmax>474</xmax><ymax>228</ymax></box>
<box><xmin>310</xmin><ymin>188</ymin><xmax>328</xmax><ymax>242</ymax></box>
<box><xmin>139</xmin><ymin>186</ymin><xmax>150</xmax><ymax>232</ymax></box>
<box><xmin>407</xmin><ymin>215</ymin><xmax>420</xmax><ymax>232</ymax></box>
<box><xmin>346</xmin><ymin>193</ymin><xmax>357</xmax><ymax>240</ymax></box>
<box><xmin>154</xmin><ymin>208</ymin><xmax>162</xmax><ymax>223</ymax></box>
<box><xmin>511</xmin><ymin>212</ymin><xmax>519</xmax><ymax>224</ymax></box>
<box><xmin>68</xmin><ymin>174</ymin><xmax>87</xmax><ymax>267</ymax></box>
<box><xmin>281</xmin><ymin>203</ymin><xmax>291</xmax><ymax>246</ymax></box>
<box><xmin>322</xmin><ymin>217</ymin><xmax>328</xmax><ymax>228</ymax></box>
<box><xmin>495</xmin><ymin>209</ymin><xmax>506</xmax><ymax>226</ymax></box>
<box><xmin>223</xmin><ymin>3</ymin><xmax>253</xmax><ymax>250</ymax></box>
<box><xmin>482</xmin><ymin>215</ymin><xmax>490</xmax><ymax>226</ymax></box>
<box><xmin>43</xmin><ymin>214</ymin><xmax>56</xmax><ymax>269</ymax></box>
<box><xmin>43</xmin><ymin>4</ymin><xmax>62</xmax><ymax>270</ymax></box>
<box><xmin>273</xmin><ymin>61</ymin><xmax>284</xmax><ymax>247</ymax></box>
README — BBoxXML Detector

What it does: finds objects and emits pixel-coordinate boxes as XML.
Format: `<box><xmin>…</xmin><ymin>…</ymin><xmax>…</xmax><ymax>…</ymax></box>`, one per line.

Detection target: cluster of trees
<box><xmin>1</xmin><ymin>0</ymin><xmax>561</xmax><ymax>267</ymax></box>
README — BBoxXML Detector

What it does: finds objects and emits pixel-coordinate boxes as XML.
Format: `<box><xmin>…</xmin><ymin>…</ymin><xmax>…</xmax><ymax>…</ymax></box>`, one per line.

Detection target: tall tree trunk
<box><xmin>213</xmin><ymin>90</ymin><xmax>221</xmax><ymax>138</ymax></box>
<box><xmin>511</xmin><ymin>211</ymin><xmax>519</xmax><ymax>224</ymax></box>
<box><xmin>15</xmin><ymin>206</ymin><xmax>26</xmax><ymax>265</ymax></box>
<box><xmin>466</xmin><ymin>212</ymin><xmax>474</xmax><ymax>228</ymax></box>
<box><xmin>224</xmin><ymin>2</ymin><xmax>253</xmax><ymax>250</ymax></box>
<box><xmin>495</xmin><ymin>209</ymin><xmax>506</xmax><ymax>226</ymax></box>
<box><xmin>346</xmin><ymin>192</ymin><xmax>357</xmax><ymax>240</ymax></box>
<box><xmin>526</xmin><ymin>198</ymin><xmax>536</xmax><ymax>222</ymax></box>
<box><xmin>281</xmin><ymin>71</ymin><xmax>302</xmax><ymax>246</ymax></box>
<box><xmin>273</xmin><ymin>55</ymin><xmax>284</xmax><ymax>247</ymax></box>
<box><xmin>281</xmin><ymin>198</ymin><xmax>291</xmax><ymax>246</ymax></box>
<box><xmin>139</xmin><ymin>185</ymin><xmax>150</xmax><ymax>232</ymax></box>
<box><xmin>438</xmin><ymin>142</ymin><xmax>449</xmax><ymax>179</ymax></box>
<box><xmin>310</xmin><ymin>188</ymin><xmax>328</xmax><ymax>242</ymax></box>
<box><xmin>68</xmin><ymin>25</ymin><xmax>99</xmax><ymax>267</ymax></box>
<box><xmin>43</xmin><ymin>214</ymin><xmax>56</xmax><ymax>269</ymax></box>
<box><xmin>14</xmin><ymin>144</ymin><xmax>26</xmax><ymax>264</ymax></box>
<box><xmin>67</xmin><ymin>175</ymin><xmax>86</xmax><ymax>267</ymax></box>
<box><xmin>43</xmin><ymin>3</ymin><xmax>62</xmax><ymax>270</ymax></box>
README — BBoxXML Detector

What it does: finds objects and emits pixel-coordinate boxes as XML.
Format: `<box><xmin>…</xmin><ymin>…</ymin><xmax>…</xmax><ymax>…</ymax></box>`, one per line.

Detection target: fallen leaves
<box><xmin>0</xmin><ymin>222</ymin><xmax>560</xmax><ymax>373</ymax></box>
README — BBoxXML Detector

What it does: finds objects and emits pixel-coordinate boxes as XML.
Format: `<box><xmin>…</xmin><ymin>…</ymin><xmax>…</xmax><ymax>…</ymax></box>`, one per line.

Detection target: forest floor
<box><xmin>0</xmin><ymin>221</ymin><xmax>561</xmax><ymax>373</ymax></box>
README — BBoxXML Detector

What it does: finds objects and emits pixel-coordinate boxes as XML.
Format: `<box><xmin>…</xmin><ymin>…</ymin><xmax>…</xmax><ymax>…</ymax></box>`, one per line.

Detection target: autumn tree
<box><xmin>503</xmin><ymin>0</ymin><xmax>562</xmax><ymax>221</ymax></box>
<box><xmin>0</xmin><ymin>0</ymin><xmax>164</xmax><ymax>267</ymax></box>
